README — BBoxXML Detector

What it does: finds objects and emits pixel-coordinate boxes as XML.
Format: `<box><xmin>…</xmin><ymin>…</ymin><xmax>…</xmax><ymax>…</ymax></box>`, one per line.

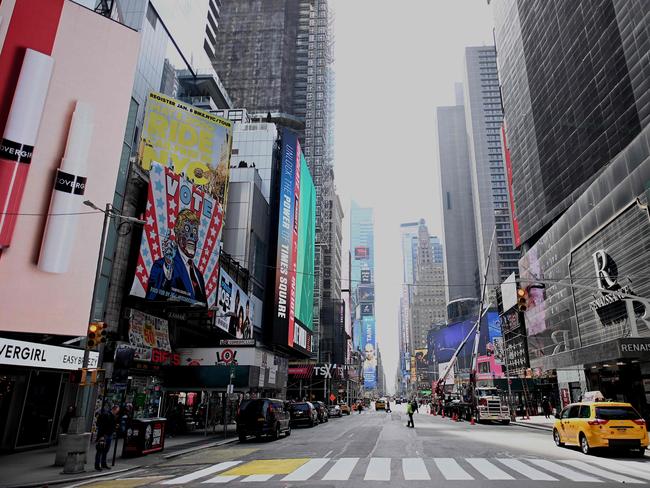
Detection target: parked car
<box><xmin>289</xmin><ymin>402</ymin><xmax>318</xmax><ymax>427</ymax></box>
<box><xmin>236</xmin><ymin>398</ymin><xmax>291</xmax><ymax>442</ymax></box>
<box><xmin>312</xmin><ymin>401</ymin><xmax>329</xmax><ymax>423</ymax></box>
<box><xmin>339</xmin><ymin>403</ymin><xmax>351</xmax><ymax>415</ymax></box>
<box><xmin>328</xmin><ymin>404</ymin><xmax>342</xmax><ymax>417</ymax></box>
<box><xmin>553</xmin><ymin>401</ymin><xmax>648</xmax><ymax>456</ymax></box>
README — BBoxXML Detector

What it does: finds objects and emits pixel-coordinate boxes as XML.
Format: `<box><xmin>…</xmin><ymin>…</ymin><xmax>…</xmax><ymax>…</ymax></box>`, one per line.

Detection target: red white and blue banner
<box><xmin>130</xmin><ymin>162</ymin><xmax>224</xmax><ymax>308</ymax></box>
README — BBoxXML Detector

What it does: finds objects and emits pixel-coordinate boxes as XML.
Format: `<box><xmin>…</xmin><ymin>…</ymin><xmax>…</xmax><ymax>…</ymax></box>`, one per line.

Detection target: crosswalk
<box><xmin>159</xmin><ymin>456</ymin><xmax>650</xmax><ymax>484</ymax></box>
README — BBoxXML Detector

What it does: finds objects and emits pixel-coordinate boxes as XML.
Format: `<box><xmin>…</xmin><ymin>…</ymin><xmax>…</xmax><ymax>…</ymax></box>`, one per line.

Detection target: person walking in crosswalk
<box><xmin>406</xmin><ymin>400</ymin><xmax>415</xmax><ymax>428</ymax></box>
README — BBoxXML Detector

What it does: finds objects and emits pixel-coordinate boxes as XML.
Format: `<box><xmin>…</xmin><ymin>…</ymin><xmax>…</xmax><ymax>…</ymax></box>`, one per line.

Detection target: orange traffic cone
<box><xmin>470</xmin><ymin>417</ymin><xmax>475</xmax><ymax>425</ymax></box>
<box><xmin>455</xmin><ymin>413</ymin><xmax>460</xmax><ymax>422</ymax></box>
<box><xmin>441</xmin><ymin>410</ymin><xmax>445</xmax><ymax>418</ymax></box>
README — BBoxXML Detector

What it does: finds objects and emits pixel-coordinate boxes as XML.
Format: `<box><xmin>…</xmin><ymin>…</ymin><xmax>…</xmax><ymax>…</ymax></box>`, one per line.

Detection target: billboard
<box><xmin>139</xmin><ymin>92</ymin><xmax>232</xmax><ymax>207</ymax></box>
<box><xmin>358</xmin><ymin>285</ymin><xmax>375</xmax><ymax>302</ymax></box>
<box><xmin>130</xmin><ymin>162</ymin><xmax>223</xmax><ymax>308</ymax></box>
<box><xmin>273</xmin><ymin>129</ymin><xmax>315</xmax><ymax>349</ymax></box>
<box><xmin>415</xmin><ymin>348</ymin><xmax>429</xmax><ymax>371</ymax></box>
<box><xmin>501</xmin><ymin>272</ymin><xmax>518</xmax><ymax>312</ymax></box>
<box><xmin>360</xmin><ymin>269</ymin><xmax>372</xmax><ymax>283</ymax></box>
<box><xmin>360</xmin><ymin>303</ymin><xmax>374</xmax><ymax>317</ymax></box>
<box><xmin>427</xmin><ymin>318</ymin><xmax>489</xmax><ymax>372</ymax></box>
<box><xmin>127</xmin><ymin>309</ymin><xmax>172</xmax><ymax>362</ymax></box>
<box><xmin>354</xmin><ymin>246</ymin><xmax>369</xmax><ymax>259</ymax></box>
<box><xmin>215</xmin><ymin>269</ymin><xmax>253</xmax><ymax>339</ymax></box>
<box><xmin>0</xmin><ymin>0</ymin><xmax>140</xmax><ymax>336</ymax></box>
<box><xmin>362</xmin><ymin>316</ymin><xmax>376</xmax><ymax>389</ymax></box>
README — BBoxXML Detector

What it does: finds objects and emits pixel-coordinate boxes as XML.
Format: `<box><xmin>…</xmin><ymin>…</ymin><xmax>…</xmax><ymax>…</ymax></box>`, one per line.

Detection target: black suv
<box><xmin>312</xmin><ymin>401</ymin><xmax>329</xmax><ymax>423</ymax></box>
<box><xmin>289</xmin><ymin>402</ymin><xmax>318</xmax><ymax>427</ymax></box>
<box><xmin>236</xmin><ymin>398</ymin><xmax>291</xmax><ymax>441</ymax></box>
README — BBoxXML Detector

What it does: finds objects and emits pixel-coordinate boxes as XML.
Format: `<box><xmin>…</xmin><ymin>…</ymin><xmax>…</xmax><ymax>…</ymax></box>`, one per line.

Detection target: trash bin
<box><xmin>122</xmin><ymin>418</ymin><xmax>167</xmax><ymax>457</ymax></box>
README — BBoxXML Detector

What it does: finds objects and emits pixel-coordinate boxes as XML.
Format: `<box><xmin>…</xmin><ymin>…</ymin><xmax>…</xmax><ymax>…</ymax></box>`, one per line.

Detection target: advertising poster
<box><xmin>415</xmin><ymin>348</ymin><xmax>429</xmax><ymax>371</ymax></box>
<box><xmin>355</xmin><ymin>246</ymin><xmax>369</xmax><ymax>259</ymax></box>
<box><xmin>360</xmin><ymin>269</ymin><xmax>371</xmax><ymax>283</ymax></box>
<box><xmin>130</xmin><ymin>162</ymin><xmax>223</xmax><ymax>308</ymax></box>
<box><xmin>216</xmin><ymin>269</ymin><xmax>253</xmax><ymax>339</ymax></box>
<box><xmin>362</xmin><ymin>316</ymin><xmax>376</xmax><ymax>389</ymax></box>
<box><xmin>427</xmin><ymin>318</ymin><xmax>488</xmax><ymax>372</ymax></box>
<box><xmin>127</xmin><ymin>309</ymin><xmax>171</xmax><ymax>362</ymax></box>
<box><xmin>360</xmin><ymin>303</ymin><xmax>374</xmax><ymax>317</ymax></box>
<box><xmin>358</xmin><ymin>285</ymin><xmax>375</xmax><ymax>302</ymax></box>
<box><xmin>273</xmin><ymin>129</ymin><xmax>315</xmax><ymax>349</ymax></box>
<box><xmin>139</xmin><ymin>92</ymin><xmax>232</xmax><ymax>207</ymax></box>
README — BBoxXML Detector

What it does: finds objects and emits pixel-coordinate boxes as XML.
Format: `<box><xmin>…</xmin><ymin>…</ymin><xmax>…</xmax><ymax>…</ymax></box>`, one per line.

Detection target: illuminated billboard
<box><xmin>272</xmin><ymin>129</ymin><xmax>315</xmax><ymax>351</ymax></box>
<box><xmin>215</xmin><ymin>268</ymin><xmax>254</xmax><ymax>339</ymax></box>
<box><xmin>362</xmin><ymin>316</ymin><xmax>376</xmax><ymax>389</ymax></box>
<box><xmin>358</xmin><ymin>285</ymin><xmax>375</xmax><ymax>302</ymax></box>
<box><xmin>354</xmin><ymin>246</ymin><xmax>370</xmax><ymax>259</ymax></box>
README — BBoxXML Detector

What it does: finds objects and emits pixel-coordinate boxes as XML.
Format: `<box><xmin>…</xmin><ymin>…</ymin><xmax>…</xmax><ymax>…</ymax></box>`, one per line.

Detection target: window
<box><xmin>579</xmin><ymin>406</ymin><xmax>591</xmax><ymax>419</ymax></box>
<box><xmin>568</xmin><ymin>406</ymin><xmax>580</xmax><ymax>418</ymax></box>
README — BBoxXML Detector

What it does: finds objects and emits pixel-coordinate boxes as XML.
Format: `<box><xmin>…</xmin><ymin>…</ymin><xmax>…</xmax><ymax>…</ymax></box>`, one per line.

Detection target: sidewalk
<box><xmin>0</xmin><ymin>425</ymin><xmax>238</xmax><ymax>488</ymax></box>
<box><xmin>512</xmin><ymin>414</ymin><xmax>555</xmax><ymax>432</ymax></box>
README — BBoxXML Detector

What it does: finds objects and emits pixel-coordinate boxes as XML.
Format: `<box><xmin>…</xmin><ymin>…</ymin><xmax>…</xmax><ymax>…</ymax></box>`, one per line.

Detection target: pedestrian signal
<box><xmin>516</xmin><ymin>288</ymin><xmax>529</xmax><ymax>312</ymax></box>
<box><xmin>87</xmin><ymin>322</ymin><xmax>107</xmax><ymax>348</ymax></box>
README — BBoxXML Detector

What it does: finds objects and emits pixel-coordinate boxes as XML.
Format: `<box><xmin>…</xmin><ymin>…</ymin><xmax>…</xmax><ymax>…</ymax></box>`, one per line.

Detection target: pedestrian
<box><xmin>406</xmin><ymin>400</ymin><xmax>414</xmax><ymax>428</ymax></box>
<box><xmin>95</xmin><ymin>405</ymin><xmax>120</xmax><ymax>471</ymax></box>
<box><xmin>412</xmin><ymin>398</ymin><xmax>419</xmax><ymax>413</ymax></box>
<box><xmin>60</xmin><ymin>405</ymin><xmax>76</xmax><ymax>434</ymax></box>
<box><xmin>542</xmin><ymin>397</ymin><xmax>552</xmax><ymax>419</ymax></box>
<box><xmin>386</xmin><ymin>399</ymin><xmax>391</xmax><ymax>413</ymax></box>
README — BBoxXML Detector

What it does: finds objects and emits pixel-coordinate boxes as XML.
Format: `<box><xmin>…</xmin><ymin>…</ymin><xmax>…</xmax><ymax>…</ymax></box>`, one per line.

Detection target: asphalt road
<box><xmin>69</xmin><ymin>403</ymin><xmax>650</xmax><ymax>488</ymax></box>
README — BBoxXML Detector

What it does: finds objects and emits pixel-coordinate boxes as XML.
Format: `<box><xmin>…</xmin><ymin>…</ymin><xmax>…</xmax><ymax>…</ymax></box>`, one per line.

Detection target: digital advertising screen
<box><xmin>362</xmin><ymin>316</ymin><xmax>376</xmax><ymax>389</ymax></box>
<box><xmin>426</xmin><ymin>317</ymin><xmax>489</xmax><ymax>372</ymax></box>
<box><xmin>215</xmin><ymin>269</ymin><xmax>254</xmax><ymax>339</ymax></box>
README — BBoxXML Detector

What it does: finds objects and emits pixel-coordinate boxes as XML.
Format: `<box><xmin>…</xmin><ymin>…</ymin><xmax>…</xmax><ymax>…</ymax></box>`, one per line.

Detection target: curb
<box><xmin>1</xmin><ymin>465</ymin><xmax>142</xmax><ymax>488</ymax></box>
<box><xmin>163</xmin><ymin>436</ymin><xmax>239</xmax><ymax>460</ymax></box>
<box><xmin>511</xmin><ymin>421</ymin><xmax>554</xmax><ymax>432</ymax></box>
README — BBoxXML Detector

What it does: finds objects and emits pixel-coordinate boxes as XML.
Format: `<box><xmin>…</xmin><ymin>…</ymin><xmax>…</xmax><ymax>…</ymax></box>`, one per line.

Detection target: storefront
<box><xmin>520</xmin><ymin>128</ymin><xmax>650</xmax><ymax>418</ymax></box>
<box><xmin>0</xmin><ymin>337</ymin><xmax>98</xmax><ymax>452</ymax></box>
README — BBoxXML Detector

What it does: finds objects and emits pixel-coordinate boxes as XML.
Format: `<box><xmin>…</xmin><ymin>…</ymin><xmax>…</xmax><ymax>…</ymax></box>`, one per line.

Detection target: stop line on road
<box><xmin>159</xmin><ymin>456</ymin><xmax>650</xmax><ymax>484</ymax></box>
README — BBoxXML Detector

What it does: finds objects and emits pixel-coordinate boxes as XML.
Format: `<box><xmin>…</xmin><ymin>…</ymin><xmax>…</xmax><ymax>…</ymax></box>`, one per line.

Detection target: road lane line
<box><xmin>240</xmin><ymin>474</ymin><xmax>274</xmax><ymax>482</ymax></box>
<box><xmin>560</xmin><ymin>460</ymin><xmax>645</xmax><ymax>484</ymax></box>
<box><xmin>434</xmin><ymin>458</ymin><xmax>474</xmax><ymax>480</ymax></box>
<box><xmin>281</xmin><ymin>458</ymin><xmax>329</xmax><ymax>481</ymax></box>
<box><xmin>324</xmin><ymin>449</ymin><xmax>333</xmax><ymax>458</ymax></box>
<box><xmin>529</xmin><ymin>460</ymin><xmax>602</xmax><ymax>482</ymax></box>
<box><xmin>201</xmin><ymin>475</ymin><xmax>239</xmax><ymax>484</ymax></box>
<box><xmin>497</xmin><ymin>459</ymin><xmax>558</xmax><ymax>481</ymax></box>
<box><xmin>402</xmin><ymin>458</ymin><xmax>430</xmax><ymax>480</ymax></box>
<box><xmin>322</xmin><ymin>458</ymin><xmax>359</xmax><ymax>480</ymax></box>
<box><xmin>466</xmin><ymin>458</ymin><xmax>514</xmax><ymax>480</ymax></box>
<box><xmin>364</xmin><ymin>457</ymin><xmax>391</xmax><ymax>480</ymax></box>
<box><xmin>161</xmin><ymin>461</ymin><xmax>241</xmax><ymax>484</ymax></box>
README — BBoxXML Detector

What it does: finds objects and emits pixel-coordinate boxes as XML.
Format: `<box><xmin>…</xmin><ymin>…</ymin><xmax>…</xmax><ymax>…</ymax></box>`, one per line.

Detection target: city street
<box><xmin>67</xmin><ymin>405</ymin><xmax>650</xmax><ymax>488</ymax></box>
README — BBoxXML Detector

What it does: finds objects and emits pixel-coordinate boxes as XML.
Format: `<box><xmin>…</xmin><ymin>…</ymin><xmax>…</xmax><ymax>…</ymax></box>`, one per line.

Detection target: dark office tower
<box><xmin>492</xmin><ymin>0</ymin><xmax>649</xmax><ymax>247</ymax></box>
<box><xmin>437</xmin><ymin>103</ymin><xmax>480</xmax><ymax>301</ymax></box>
<box><xmin>463</xmin><ymin>46</ymin><xmax>519</xmax><ymax>286</ymax></box>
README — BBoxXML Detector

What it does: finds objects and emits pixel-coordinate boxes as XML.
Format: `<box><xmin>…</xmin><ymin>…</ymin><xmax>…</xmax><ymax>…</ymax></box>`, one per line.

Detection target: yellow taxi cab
<box><xmin>375</xmin><ymin>399</ymin><xmax>386</xmax><ymax>410</ymax></box>
<box><xmin>553</xmin><ymin>401</ymin><xmax>648</xmax><ymax>456</ymax></box>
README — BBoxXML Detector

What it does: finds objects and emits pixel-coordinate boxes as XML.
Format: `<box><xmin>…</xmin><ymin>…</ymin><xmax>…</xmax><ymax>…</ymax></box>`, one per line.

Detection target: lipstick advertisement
<box><xmin>0</xmin><ymin>48</ymin><xmax>53</xmax><ymax>249</ymax></box>
<box><xmin>38</xmin><ymin>101</ymin><xmax>94</xmax><ymax>273</ymax></box>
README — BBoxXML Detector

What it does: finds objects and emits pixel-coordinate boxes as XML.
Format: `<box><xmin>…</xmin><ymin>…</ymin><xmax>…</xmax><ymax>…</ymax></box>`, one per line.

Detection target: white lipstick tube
<box><xmin>38</xmin><ymin>101</ymin><xmax>94</xmax><ymax>273</ymax></box>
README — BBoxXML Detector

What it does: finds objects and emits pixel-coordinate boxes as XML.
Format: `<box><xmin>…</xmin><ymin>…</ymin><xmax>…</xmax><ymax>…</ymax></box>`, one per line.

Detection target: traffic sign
<box><xmin>329</xmin><ymin>393</ymin><xmax>336</xmax><ymax>402</ymax></box>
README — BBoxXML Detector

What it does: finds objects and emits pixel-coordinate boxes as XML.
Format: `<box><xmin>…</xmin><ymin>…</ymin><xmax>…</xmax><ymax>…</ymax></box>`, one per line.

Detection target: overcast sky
<box><xmin>332</xmin><ymin>0</ymin><xmax>494</xmax><ymax>393</ymax></box>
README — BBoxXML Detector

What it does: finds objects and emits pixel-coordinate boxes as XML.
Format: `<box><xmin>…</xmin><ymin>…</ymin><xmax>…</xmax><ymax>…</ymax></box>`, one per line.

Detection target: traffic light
<box><xmin>516</xmin><ymin>288</ymin><xmax>529</xmax><ymax>312</ymax></box>
<box><xmin>87</xmin><ymin>322</ymin><xmax>107</xmax><ymax>348</ymax></box>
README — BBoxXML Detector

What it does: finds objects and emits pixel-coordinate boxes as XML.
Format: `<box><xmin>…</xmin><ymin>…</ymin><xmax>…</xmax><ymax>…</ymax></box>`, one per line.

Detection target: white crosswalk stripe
<box><xmin>497</xmin><ymin>458</ymin><xmax>558</xmax><ymax>481</ymax></box>
<box><xmin>402</xmin><ymin>458</ymin><xmax>430</xmax><ymax>480</ymax></box>
<box><xmin>466</xmin><ymin>458</ymin><xmax>514</xmax><ymax>480</ymax></box>
<box><xmin>560</xmin><ymin>460</ymin><xmax>645</xmax><ymax>484</ymax></box>
<box><xmin>434</xmin><ymin>458</ymin><xmax>474</xmax><ymax>480</ymax></box>
<box><xmin>322</xmin><ymin>457</ymin><xmax>360</xmax><ymax>480</ymax></box>
<box><xmin>529</xmin><ymin>459</ymin><xmax>603</xmax><ymax>482</ymax></box>
<box><xmin>364</xmin><ymin>457</ymin><xmax>391</xmax><ymax>480</ymax></box>
<box><xmin>157</xmin><ymin>456</ymin><xmax>650</xmax><ymax>484</ymax></box>
<box><xmin>281</xmin><ymin>458</ymin><xmax>329</xmax><ymax>481</ymax></box>
<box><xmin>161</xmin><ymin>461</ymin><xmax>241</xmax><ymax>485</ymax></box>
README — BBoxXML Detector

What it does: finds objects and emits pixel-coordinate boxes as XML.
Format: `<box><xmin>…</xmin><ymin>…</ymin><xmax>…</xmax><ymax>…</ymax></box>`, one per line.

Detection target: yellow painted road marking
<box><xmin>222</xmin><ymin>458</ymin><xmax>310</xmax><ymax>476</ymax></box>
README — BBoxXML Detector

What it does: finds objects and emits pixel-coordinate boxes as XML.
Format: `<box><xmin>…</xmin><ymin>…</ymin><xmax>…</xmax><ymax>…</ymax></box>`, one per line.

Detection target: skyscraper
<box><xmin>398</xmin><ymin>222</ymin><xmax>419</xmax><ymax>386</ymax></box>
<box><xmin>437</xmin><ymin>103</ymin><xmax>480</xmax><ymax>301</ymax></box>
<box><xmin>492</xmin><ymin>0</ymin><xmax>649</xmax><ymax>248</ymax></box>
<box><xmin>212</xmin><ymin>0</ymin><xmax>337</xmax><ymax>351</ymax></box>
<box><xmin>463</xmin><ymin>46</ymin><xmax>519</xmax><ymax>286</ymax></box>
<box><xmin>410</xmin><ymin>221</ymin><xmax>446</xmax><ymax>352</ymax></box>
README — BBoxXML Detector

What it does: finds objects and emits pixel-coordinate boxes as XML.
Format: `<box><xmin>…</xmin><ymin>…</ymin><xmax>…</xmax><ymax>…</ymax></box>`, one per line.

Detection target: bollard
<box><xmin>62</xmin><ymin>451</ymin><xmax>85</xmax><ymax>474</ymax></box>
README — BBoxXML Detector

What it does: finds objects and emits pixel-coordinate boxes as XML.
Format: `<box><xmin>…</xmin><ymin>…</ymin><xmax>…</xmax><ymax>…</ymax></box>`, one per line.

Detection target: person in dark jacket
<box><xmin>60</xmin><ymin>405</ymin><xmax>76</xmax><ymax>434</ymax></box>
<box><xmin>95</xmin><ymin>405</ymin><xmax>120</xmax><ymax>471</ymax></box>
